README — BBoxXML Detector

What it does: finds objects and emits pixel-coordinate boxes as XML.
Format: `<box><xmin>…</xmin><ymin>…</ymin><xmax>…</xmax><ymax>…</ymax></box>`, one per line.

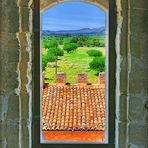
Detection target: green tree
<box><xmin>42</xmin><ymin>47</ymin><xmax>63</xmax><ymax>71</ymax></box>
<box><xmin>48</xmin><ymin>54</ymin><xmax>57</xmax><ymax>62</ymax></box>
<box><xmin>47</xmin><ymin>47</ymin><xmax>64</xmax><ymax>75</ymax></box>
<box><xmin>48</xmin><ymin>48</ymin><xmax>64</xmax><ymax>57</ymax></box>
<box><xmin>42</xmin><ymin>55</ymin><xmax>48</xmax><ymax>71</ymax></box>
<box><xmin>70</xmin><ymin>36</ymin><xmax>79</xmax><ymax>43</ymax></box>
<box><xmin>63</xmin><ymin>38</ymin><xmax>71</xmax><ymax>45</ymax></box>
<box><xmin>63</xmin><ymin>43</ymin><xmax>78</xmax><ymax>53</ymax></box>
<box><xmin>99</xmin><ymin>42</ymin><xmax>105</xmax><ymax>47</ymax></box>
<box><xmin>89</xmin><ymin>56</ymin><xmax>105</xmax><ymax>73</ymax></box>
<box><xmin>42</xmin><ymin>39</ymin><xmax>58</xmax><ymax>49</ymax></box>
<box><xmin>87</xmin><ymin>50</ymin><xmax>102</xmax><ymax>57</ymax></box>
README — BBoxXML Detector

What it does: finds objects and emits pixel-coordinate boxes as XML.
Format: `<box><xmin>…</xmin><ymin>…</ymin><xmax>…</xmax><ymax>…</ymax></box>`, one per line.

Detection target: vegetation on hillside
<box><xmin>41</xmin><ymin>35</ymin><xmax>105</xmax><ymax>83</ymax></box>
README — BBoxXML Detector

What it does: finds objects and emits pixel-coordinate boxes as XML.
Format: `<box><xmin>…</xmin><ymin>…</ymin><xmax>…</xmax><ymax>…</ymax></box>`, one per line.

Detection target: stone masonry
<box><xmin>99</xmin><ymin>72</ymin><xmax>105</xmax><ymax>85</ymax></box>
<box><xmin>56</xmin><ymin>72</ymin><xmax>66</xmax><ymax>84</ymax></box>
<box><xmin>78</xmin><ymin>73</ymin><xmax>88</xmax><ymax>84</ymax></box>
<box><xmin>0</xmin><ymin>0</ymin><xmax>148</xmax><ymax>148</ymax></box>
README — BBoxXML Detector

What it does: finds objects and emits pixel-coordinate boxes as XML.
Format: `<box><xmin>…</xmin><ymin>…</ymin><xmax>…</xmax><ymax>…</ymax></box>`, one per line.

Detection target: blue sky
<box><xmin>42</xmin><ymin>1</ymin><xmax>105</xmax><ymax>31</ymax></box>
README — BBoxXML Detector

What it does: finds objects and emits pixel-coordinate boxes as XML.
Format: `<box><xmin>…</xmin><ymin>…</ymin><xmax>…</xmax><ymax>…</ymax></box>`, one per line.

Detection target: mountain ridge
<box><xmin>42</xmin><ymin>26</ymin><xmax>105</xmax><ymax>36</ymax></box>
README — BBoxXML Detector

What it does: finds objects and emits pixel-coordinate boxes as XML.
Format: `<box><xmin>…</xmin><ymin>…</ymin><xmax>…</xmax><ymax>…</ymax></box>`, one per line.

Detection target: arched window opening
<box><xmin>41</xmin><ymin>1</ymin><xmax>108</xmax><ymax>144</ymax></box>
<box><xmin>32</xmin><ymin>0</ymin><xmax>116</xmax><ymax>148</ymax></box>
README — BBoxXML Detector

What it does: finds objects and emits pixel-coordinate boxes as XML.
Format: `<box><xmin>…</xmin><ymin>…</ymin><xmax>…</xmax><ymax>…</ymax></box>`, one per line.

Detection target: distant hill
<box><xmin>42</xmin><ymin>27</ymin><xmax>105</xmax><ymax>36</ymax></box>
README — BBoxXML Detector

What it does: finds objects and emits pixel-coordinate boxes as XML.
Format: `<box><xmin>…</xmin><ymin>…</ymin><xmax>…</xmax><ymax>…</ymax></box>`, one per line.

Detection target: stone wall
<box><xmin>0</xmin><ymin>0</ymin><xmax>148</xmax><ymax>148</ymax></box>
<box><xmin>0</xmin><ymin>0</ymin><xmax>33</xmax><ymax>147</ymax></box>
<box><xmin>115</xmin><ymin>0</ymin><xmax>148</xmax><ymax>147</ymax></box>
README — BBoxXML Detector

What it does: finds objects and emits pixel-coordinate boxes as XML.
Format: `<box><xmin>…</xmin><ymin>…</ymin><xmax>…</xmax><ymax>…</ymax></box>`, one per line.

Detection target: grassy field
<box><xmin>44</xmin><ymin>47</ymin><xmax>105</xmax><ymax>84</ymax></box>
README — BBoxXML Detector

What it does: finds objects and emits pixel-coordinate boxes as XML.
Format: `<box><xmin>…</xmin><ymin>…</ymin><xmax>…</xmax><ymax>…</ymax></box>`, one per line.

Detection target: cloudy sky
<box><xmin>42</xmin><ymin>1</ymin><xmax>105</xmax><ymax>31</ymax></box>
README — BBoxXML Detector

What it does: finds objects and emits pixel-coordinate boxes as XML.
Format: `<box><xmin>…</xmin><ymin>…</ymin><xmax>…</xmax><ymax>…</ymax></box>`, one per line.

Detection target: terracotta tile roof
<box><xmin>42</xmin><ymin>85</ymin><xmax>105</xmax><ymax>131</ymax></box>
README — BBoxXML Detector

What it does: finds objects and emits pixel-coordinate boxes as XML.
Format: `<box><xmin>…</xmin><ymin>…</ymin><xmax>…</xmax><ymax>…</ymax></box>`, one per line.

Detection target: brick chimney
<box><xmin>56</xmin><ymin>72</ymin><xmax>66</xmax><ymax>85</ymax></box>
<box><xmin>99</xmin><ymin>72</ymin><xmax>105</xmax><ymax>86</ymax></box>
<box><xmin>78</xmin><ymin>73</ymin><xmax>87</xmax><ymax>85</ymax></box>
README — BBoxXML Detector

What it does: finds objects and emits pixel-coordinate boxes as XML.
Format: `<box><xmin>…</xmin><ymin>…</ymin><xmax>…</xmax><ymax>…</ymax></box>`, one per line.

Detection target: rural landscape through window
<box><xmin>41</xmin><ymin>1</ymin><xmax>108</xmax><ymax>143</ymax></box>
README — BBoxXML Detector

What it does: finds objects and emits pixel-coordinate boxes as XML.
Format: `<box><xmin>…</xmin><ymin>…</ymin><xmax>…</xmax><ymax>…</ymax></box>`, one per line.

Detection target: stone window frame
<box><xmin>32</xmin><ymin>0</ymin><xmax>116</xmax><ymax>147</ymax></box>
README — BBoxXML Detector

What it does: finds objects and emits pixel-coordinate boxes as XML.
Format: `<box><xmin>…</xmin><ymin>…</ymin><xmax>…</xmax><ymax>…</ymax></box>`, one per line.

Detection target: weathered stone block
<box><xmin>20</xmin><ymin>63</ymin><xmax>28</xmax><ymax>92</ymax></box>
<box><xmin>119</xmin><ymin>56</ymin><xmax>128</xmax><ymax>93</ymax></box>
<box><xmin>115</xmin><ymin>121</ymin><xmax>127</xmax><ymax>148</ymax></box>
<box><xmin>17</xmin><ymin>0</ymin><xmax>30</xmax><ymax>7</ymax></box>
<box><xmin>20</xmin><ymin>92</ymin><xmax>30</xmax><ymax>120</ymax></box>
<box><xmin>116</xmin><ymin>94</ymin><xmax>127</xmax><ymax>122</ymax></box>
<box><xmin>7</xmin><ymin>63</ymin><xmax>19</xmax><ymax>87</ymax></box>
<box><xmin>6</xmin><ymin>119</ymin><xmax>19</xmax><ymax>148</ymax></box>
<box><xmin>0</xmin><ymin>0</ymin><xmax>18</xmax><ymax>8</ymax></box>
<box><xmin>19</xmin><ymin>7</ymin><xmax>30</xmax><ymax>32</ymax></box>
<box><xmin>17</xmin><ymin>33</ymin><xmax>30</xmax><ymax>62</ymax></box>
<box><xmin>0</xmin><ymin>33</ymin><xmax>19</xmax><ymax>63</ymax></box>
<box><xmin>0</xmin><ymin>63</ymin><xmax>8</xmax><ymax>91</ymax></box>
<box><xmin>128</xmin><ymin>62</ymin><xmax>148</xmax><ymax>93</ymax></box>
<box><xmin>128</xmin><ymin>144</ymin><xmax>146</xmax><ymax>148</ymax></box>
<box><xmin>128</xmin><ymin>55</ymin><xmax>148</xmax><ymax>94</ymax></box>
<box><xmin>0</xmin><ymin>63</ymin><xmax>18</xmax><ymax>92</ymax></box>
<box><xmin>130</xmin><ymin>0</ymin><xmax>148</xmax><ymax>10</ymax></box>
<box><xmin>0</xmin><ymin>6</ymin><xmax>19</xmax><ymax>33</ymax></box>
<box><xmin>21</xmin><ymin>120</ymin><xmax>30</xmax><ymax>148</ymax></box>
<box><xmin>0</xmin><ymin>93</ymin><xmax>8</xmax><ymax>122</ymax></box>
<box><xmin>128</xmin><ymin>123</ymin><xmax>148</xmax><ymax>145</ymax></box>
<box><xmin>0</xmin><ymin>122</ymin><xmax>7</xmax><ymax>147</ymax></box>
<box><xmin>130</xmin><ymin>9</ymin><xmax>148</xmax><ymax>59</ymax></box>
<box><xmin>7</xmin><ymin>94</ymin><xmax>19</xmax><ymax>120</ymax></box>
<box><xmin>128</xmin><ymin>93</ymin><xmax>148</xmax><ymax>123</ymax></box>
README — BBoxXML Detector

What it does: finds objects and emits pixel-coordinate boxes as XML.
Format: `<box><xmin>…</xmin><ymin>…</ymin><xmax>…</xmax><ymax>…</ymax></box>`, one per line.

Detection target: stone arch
<box><xmin>40</xmin><ymin>0</ymin><xmax>109</xmax><ymax>13</ymax></box>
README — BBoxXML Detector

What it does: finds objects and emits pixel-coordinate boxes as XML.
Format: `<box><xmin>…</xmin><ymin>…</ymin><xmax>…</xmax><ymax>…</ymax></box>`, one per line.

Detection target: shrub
<box><xmin>91</xmin><ymin>39</ymin><xmax>100</xmax><ymax>47</ymax></box>
<box><xmin>89</xmin><ymin>56</ymin><xmax>105</xmax><ymax>72</ymax></box>
<box><xmin>42</xmin><ymin>41</ymin><xmax>50</xmax><ymax>49</ymax></box>
<box><xmin>99</xmin><ymin>42</ymin><xmax>105</xmax><ymax>47</ymax></box>
<box><xmin>87</xmin><ymin>50</ymin><xmax>102</xmax><ymax>57</ymax></box>
<box><xmin>42</xmin><ymin>55</ymin><xmax>49</xmax><ymax>71</ymax></box>
<box><xmin>70</xmin><ymin>36</ymin><xmax>79</xmax><ymax>43</ymax></box>
<box><xmin>48</xmin><ymin>54</ymin><xmax>57</xmax><ymax>62</ymax></box>
<box><xmin>56</xmin><ymin>48</ymin><xmax>64</xmax><ymax>56</ymax></box>
<box><xmin>63</xmin><ymin>43</ymin><xmax>78</xmax><ymax>53</ymax></box>
<box><xmin>47</xmin><ymin>48</ymin><xmax>64</xmax><ymax>57</ymax></box>
<box><xmin>42</xmin><ymin>39</ymin><xmax>58</xmax><ymax>49</ymax></box>
<box><xmin>49</xmin><ymin>39</ymin><xmax>58</xmax><ymax>48</ymax></box>
<box><xmin>42</xmin><ymin>50</ymin><xmax>58</xmax><ymax>71</ymax></box>
<box><xmin>63</xmin><ymin>38</ymin><xmax>71</xmax><ymax>45</ymax></box>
